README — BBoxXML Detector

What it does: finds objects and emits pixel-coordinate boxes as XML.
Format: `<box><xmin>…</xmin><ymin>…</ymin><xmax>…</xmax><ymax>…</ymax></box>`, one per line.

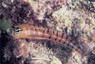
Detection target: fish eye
<box><xmin>15</xmin><ymin>27</ymin><xmax>23</xmax><ymax>34</ymax></box>
<box><xmin>12</xmin><ymin>26</ymin><xmax>23</xmax><ymax>34</ymax></box>
<box><xmin>15</xmin><ymin>29</ymin><xmax>20</xmax><ymax>34</ymax></box>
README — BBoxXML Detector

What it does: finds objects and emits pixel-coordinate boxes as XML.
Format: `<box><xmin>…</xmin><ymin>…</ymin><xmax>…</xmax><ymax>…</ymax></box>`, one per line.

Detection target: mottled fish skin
<box><xmin>10</xmin><ymin>24</ymin><xmax>82</xmax><ymax>54</ymax></box>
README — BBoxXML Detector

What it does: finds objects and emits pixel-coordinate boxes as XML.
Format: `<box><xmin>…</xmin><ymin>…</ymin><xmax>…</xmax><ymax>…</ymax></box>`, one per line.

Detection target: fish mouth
<box><xmin>7</xmin><ymin>28</ymin><xmax>15</xmax><ymax>36</ymax></box>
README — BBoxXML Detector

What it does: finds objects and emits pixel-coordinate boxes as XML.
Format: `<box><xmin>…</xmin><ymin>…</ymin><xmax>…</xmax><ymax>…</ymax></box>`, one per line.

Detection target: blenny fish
<box><xmin>7</xmin><ymin>24</ymin><xmax>82</xmax><ymax>54</ymax></box>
